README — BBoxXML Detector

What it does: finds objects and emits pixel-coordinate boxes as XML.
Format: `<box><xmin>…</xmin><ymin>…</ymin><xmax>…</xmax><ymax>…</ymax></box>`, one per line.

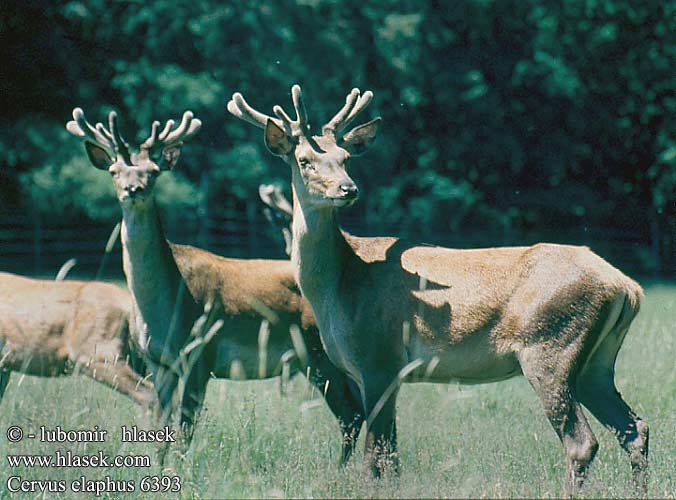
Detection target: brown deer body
<box><xmin>0</xmin><ymin>271</ymin><xmax>153</xmax><ymax>406</ymax></box>
<box><xmin>228</xmin><ymin>86</ymin><xmax>648</xmax><ymax>494</ymax></box>
<box><xmin>67</xmin><ymin>108</ymin><xmax>363</xmax><ymax>463</ymax></box>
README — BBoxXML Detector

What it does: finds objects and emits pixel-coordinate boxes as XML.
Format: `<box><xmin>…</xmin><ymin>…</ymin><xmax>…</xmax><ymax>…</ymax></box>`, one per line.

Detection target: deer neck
<box><xmin>120</xmin><ymin>199</ymin><xmax>183</xmax><ymax>343</ymax></box>
<box><xmin>290</xmin><ymin>177</ymin><xmax>354</xmax><ymax>309</ymax></box>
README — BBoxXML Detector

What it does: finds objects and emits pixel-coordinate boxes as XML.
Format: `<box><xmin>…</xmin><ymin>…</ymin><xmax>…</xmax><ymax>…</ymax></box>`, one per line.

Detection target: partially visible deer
<box><xmin>66</xmin><ymin>108</ymin><xmax>363</xmax><ymax>463</ymax></box>
<box><xmin>0</xmin><ymin>271</ymin><xmax>153</xmax><ymax>407</ymax></box>
<box><xmin>259</xmin><ymin>184</ymin><xmax>293</xmax><ymax>256</ymax></box>
<box><xmin>229</xmin><ymin>85</ymin><xmax>648</xmax><ymax>494</ymax></box>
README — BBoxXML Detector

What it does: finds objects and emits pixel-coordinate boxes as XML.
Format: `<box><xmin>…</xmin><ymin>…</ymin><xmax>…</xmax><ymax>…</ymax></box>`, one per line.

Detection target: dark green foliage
<box><xmin>1</xmin><ymin>0</ymin><xmax>674</xmax><ymax>273</ymax></box>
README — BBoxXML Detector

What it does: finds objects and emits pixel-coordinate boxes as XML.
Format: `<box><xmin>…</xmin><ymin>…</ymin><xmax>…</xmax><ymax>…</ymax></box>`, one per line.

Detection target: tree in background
<box><xmin>1</xmin><ymin>0</ymin><xmax>674</xmax><ymax>274</ymax></box>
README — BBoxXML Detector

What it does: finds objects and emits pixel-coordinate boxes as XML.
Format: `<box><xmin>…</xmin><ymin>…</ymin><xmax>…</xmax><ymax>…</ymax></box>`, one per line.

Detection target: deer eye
<box><xmin>298</xmin><ymin>158</ymin><xmax>315</xmax><ymax>171</ymax></box>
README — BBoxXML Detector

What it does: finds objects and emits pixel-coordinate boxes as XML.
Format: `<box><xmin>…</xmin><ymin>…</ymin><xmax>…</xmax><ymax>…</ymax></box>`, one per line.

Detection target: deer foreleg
<box><xmin>361</xmin><ymin>374</ymin><xmax>400</xmax><ymax>478</ymax></box>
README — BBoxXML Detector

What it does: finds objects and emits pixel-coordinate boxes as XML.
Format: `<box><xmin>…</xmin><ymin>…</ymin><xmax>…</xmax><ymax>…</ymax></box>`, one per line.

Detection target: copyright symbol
<box><xmin>6</xmin><ymin>426</ymin><xmax>23</xmax><ymax>443</ymax></box>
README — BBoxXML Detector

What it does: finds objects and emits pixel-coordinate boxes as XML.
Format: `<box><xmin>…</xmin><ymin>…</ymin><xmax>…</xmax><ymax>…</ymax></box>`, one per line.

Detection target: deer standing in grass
<box><xmin>66</xmin><ymin>108</ymin><xmax>363</xmax><ymax>463</ymax></box>
<box><xmin>0</xmin><ymin>272</ymin><xmax>153</xmax><ymax>407</ymax></box>
<box><xmin>228</xmin><ymin>85</ymin><xmax>649</xmax><ymax>494</ymax></box>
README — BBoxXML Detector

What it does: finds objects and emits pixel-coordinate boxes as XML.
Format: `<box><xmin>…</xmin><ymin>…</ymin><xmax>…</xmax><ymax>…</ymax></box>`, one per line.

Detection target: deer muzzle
<box><xmin>328</xmin><ymin>181</ymin><xmax>359</xmax><ymax>206</ymax></box>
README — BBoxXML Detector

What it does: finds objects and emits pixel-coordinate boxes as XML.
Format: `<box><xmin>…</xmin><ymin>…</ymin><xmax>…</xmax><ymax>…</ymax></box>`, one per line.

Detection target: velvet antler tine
<box><xmin>342</xmin><ymin>91</ymin><xmax>374</xmax><ymax>130</ymax></box>
<box><xmin>140</xmin><ymin>111</ymin><xmax>201</xmax><ymax>156</ymax></box>
<box><xmin>291</xmin><ymin>85</ymin><xmax>308</xmax><ymax>131</ymax></box>
<box><xmin>322</xmin><ymin>88</ymin><xmax>375</xmax><ymax>136</ymax></box>
<box><xmin>108</xmin><ymin>111</ymin><xmax>131</xmax><ymax>157</ymax></box>
<box><xmin>272</xmin><ymin>105</ymin><xmax>296</xmax><ymax>136</ymax></box>
<box><xmin>66</xmin><ymin>107</ymin><xmax>116</xmax><ymax>154</ymax></box>
<box><xmin>157</xmin><ymin>120</ymin><xmax>175</xmax><ymax>141</ymax></box>
<box><xmin>140</xmin><ymin>121</ymin><xmax>161</xmax><ymax>151</ymax></box>
<box><xmin>162</xmin><ymin>112</ymin><xmax>191</xmax><ymax>144</ymax></box>
<box><xmin>273</xmin><ymin>105</ymin><xmax>294</xmax><ymax>125</ymax></box>
<box><xmin>230</xmin><ymin>93</ymin><xmax>282</xmax><ymax>130</ymax></box>
<box><xmin>184</xmin><ymin>118</ymin><xmax>202</xmax><ymax>140</ymax></box>
<box><xmin>228</xmin><ymin>87</ymin><xmax>303</xmax><ymax>136</ymax></box>
<box><xmin>322</xmin><ymin>88</ymin><xmax>360</xmax><ymax>135</ymax></box>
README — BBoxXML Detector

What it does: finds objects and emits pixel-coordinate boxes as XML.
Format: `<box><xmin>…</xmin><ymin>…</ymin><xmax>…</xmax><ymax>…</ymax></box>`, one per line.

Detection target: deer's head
<box><xmin>228</xmin><ymin>85</ymin><xmax>380</xmax><ymax>210</ymax></box>
<box><xmin>66</xmin><ymin>108</ymin><xmax>201</xmax><ymax>208</ymax></box>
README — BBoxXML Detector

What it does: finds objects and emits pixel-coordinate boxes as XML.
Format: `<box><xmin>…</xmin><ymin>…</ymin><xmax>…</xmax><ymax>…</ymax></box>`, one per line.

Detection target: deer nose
<box><xmin>127</xmin><ymin>185</ymin><xmax>142</xmax><ymax>196</ymax></box>
<box><xmin>339</xmin><ymin>182</ymin><xmax>359</xmax><ymax>198</ymax></box>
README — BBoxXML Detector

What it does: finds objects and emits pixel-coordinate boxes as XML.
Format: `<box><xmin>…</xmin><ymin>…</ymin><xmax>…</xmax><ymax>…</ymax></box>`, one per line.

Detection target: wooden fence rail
<box><xmin>0</xmin><ymin>210</ymin><xmax>663</xmax><ymax>279</ymax></box>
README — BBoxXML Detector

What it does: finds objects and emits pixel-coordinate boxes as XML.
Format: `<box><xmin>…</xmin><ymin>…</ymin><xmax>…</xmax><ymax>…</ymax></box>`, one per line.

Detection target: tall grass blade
<box><xmin>366</xmin><ymin>358</ymin><xmax>424</xmax><ymax>428</ymax></box>
<box><xmin>55</xmin><ymin>258</ymin><xmax>77</xmax><ymax>281</ymax></box>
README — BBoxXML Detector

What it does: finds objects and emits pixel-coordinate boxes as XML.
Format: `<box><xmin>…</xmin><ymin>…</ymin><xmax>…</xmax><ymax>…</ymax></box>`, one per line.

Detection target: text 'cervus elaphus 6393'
<box><xmin>228</xmin><ymin>85</ymin><xmax>648</xmax><ymax>495</ymax></box>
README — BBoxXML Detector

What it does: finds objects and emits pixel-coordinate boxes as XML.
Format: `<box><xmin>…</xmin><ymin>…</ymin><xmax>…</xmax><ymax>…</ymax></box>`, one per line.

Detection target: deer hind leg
<box><xmin>361</xmin><ymin>374</ymin><xmax>400</xmax><ymax>478</ymax></box>
<box><xmin>578</xmin><ymin>322</ymin><xmax>648</xmax><ymax>495</ymax></box>
<box><xmin>519</xmin><ymin>347</ymin><xmax>599</xmax><ymax>496</ymax></box>
<box><xmin>0</xmin><ymin>370</ymin><xmax>11</xmax><ymax>403</ymax></box>
<box><xmin>177</xmin><ymin>360</ymin><xmax>209</xmax><ymax>452</ymax></box>
<box><xmin>81</xmin><ymin>359</ymin><xmax>155</xmax><ymax>409</ymax></box>
<box><xmin>152</xmin><ymin>365</ymin><xmax>180</xmax><ymax>466</ymax></box>
<box><xmin>307</xmin><ymin>348</ymin><xmax>364</xmax><ymax>464</ymax></box>
<box><xmin>0</xmin><ymin>337</ymin><xmax>10</xmax><ymax>404</ymax></box>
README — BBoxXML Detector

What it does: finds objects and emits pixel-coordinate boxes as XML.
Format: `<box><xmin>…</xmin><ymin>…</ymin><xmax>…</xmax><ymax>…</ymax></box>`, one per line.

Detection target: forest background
<box><xmin>1</xmin><ymin>0</ymin><xmax>674</xmax><ymax>276</ymax></box>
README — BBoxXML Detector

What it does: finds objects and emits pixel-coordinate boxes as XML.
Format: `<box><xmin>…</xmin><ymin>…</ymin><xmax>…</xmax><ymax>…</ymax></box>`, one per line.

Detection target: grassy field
<box><xmin>0</xmin><ymin>282</ymin><xmax>674</xmax><ymax>499</ymax></box>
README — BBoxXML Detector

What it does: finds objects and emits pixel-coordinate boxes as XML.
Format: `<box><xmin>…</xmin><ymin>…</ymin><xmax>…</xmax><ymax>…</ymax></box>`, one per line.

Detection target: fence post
<box><xmin>246</xmin><ymin>202</ymin><xmax>256</xmax><ymax>257</ymax></box>
<box><xmin>669</xmin><ymin>201</ymin><xmax>676</xmax><ymax>276</ymax></box>
<box><xmin>223</xmin><ymin>196</ymin><xmax>238</xmax><ymax>254</ymax></box>
<box><xmin>198</xmin><ymin>170</ymin><xmax>210</xmax><ymax>250</ymax></box>
<box><xmin>649</xmin><ymin>209</ymin><xmax>661</xmax><ymax>275</ymax></box>
<box><xmin>32</xmin><ymin>205</ymin><xmax>43</xmax><ymax>276</ymax></box>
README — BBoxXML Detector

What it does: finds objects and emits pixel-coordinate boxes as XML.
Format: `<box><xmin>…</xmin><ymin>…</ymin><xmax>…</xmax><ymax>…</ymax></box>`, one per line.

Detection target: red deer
<box><xmin>66</xmin><ymin>108</ymin><xmax>363</xmax><ymax>463</ymax></box>
<box><xmin>228</xmin><ymin>85</ymin><xmax>648</xmax><ymax>495</ymax></box>
<box><xmin>0</xmin><ymin>272</ymin><xmax>153</xmax><ymax>407</ymax></box>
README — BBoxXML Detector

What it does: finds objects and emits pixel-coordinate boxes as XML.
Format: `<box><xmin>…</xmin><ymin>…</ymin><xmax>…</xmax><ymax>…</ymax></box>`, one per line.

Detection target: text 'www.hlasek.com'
<box><xmin>4</xmin><ymin>424</ymin><xmax>181</xmax><ymax>496</ymax></box>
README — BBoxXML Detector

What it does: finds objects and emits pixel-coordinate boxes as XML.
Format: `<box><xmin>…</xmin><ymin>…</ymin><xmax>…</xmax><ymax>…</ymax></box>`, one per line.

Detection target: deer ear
<box><xmin>265</xmin><ymin>119</ymin><xmax>294</xmax><ymax>157</ymax></box>
<box><xmin>85</xmin><ymin>142</ymin><xmax>114</xmax><ymax>170</ymax></box>
<box><xmin>340</xmin><ymin>117</ymin><xmax>381</xmax><ymax>157</ymax></box>
<box><xmin>158</xmin><ymin>146</ymin><xmax>182</xmax><ymax>171</ymax></box>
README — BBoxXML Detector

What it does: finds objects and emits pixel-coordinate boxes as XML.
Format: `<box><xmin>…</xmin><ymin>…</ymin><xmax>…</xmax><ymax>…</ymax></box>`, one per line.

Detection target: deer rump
<box><xmin>0</xmin><ymin>271</ymin><xmax>156</xmax><ymax>411</ymax></box>
<box><xmin>0</xmin><ymin>272</ymin><xmax>131</xmax><ymax>377</ymax></box>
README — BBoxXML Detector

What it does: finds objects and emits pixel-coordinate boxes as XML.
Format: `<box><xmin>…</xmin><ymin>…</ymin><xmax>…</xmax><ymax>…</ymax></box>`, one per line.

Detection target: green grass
<box><xmin>1</xmin><ymin>282</ymin><xmax>674</xmax><ymax>499</ymax></box>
